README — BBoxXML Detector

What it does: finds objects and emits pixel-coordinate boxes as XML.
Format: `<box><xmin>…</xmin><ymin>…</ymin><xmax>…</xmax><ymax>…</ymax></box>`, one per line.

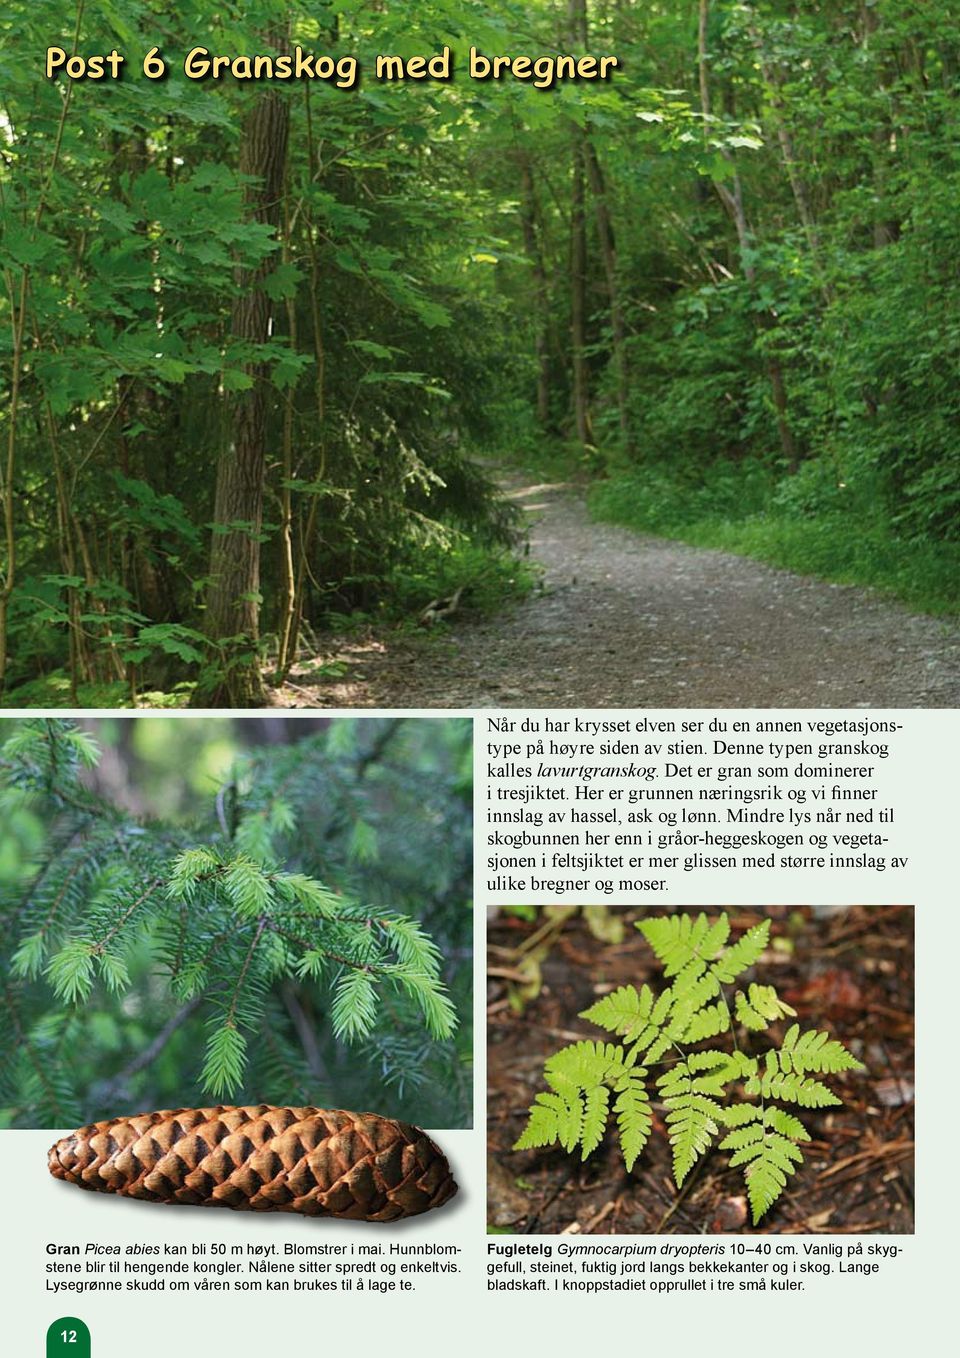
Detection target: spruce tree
<box><xmin>0</xmin><ymin>718</ymin><xmax>472</xmax><ymax>1128</ymax></box>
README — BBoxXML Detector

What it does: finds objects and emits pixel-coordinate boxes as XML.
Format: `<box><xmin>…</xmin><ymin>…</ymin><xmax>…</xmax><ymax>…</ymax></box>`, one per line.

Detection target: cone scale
<box><xmin>48</xmin><ymin>1105</ymin><xmax>458</xmax><ymax>1222</ymax></box>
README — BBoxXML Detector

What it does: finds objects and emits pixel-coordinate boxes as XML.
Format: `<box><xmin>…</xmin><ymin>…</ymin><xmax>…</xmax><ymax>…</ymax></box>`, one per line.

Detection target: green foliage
<box><xmin>515</xmin><ymin>912</ymin><xmax>863</xmax><ymax>1224</ymax></box>
<box><xmin>589</xmin><ymin>465</ymin><xmax>960</xmax><ymax>617</ymax></box>
<box><xmin>736</xmin><ymin>984</ymin><xmax>797</xmax><ymax>1031</ymax></box>
<box><xmin>6</xmin><ymin>0</ymin><xmax>956</xmax><ymax>697</ymax></box>
<box><xmin>0</xmin><ymin>717</ymin><xmax>472</xmax><ymax>1128</ymax></box>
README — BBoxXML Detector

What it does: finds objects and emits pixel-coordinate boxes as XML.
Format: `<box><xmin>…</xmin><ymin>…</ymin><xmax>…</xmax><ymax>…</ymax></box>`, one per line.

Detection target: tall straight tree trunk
<box><xmin>518</xmin><ymin>152</ymin><xmax>552</xmax><ymax>429</ymax></box>
<box><xmin>570</xmin><ymin>134</ymin><xmax>593</xmax><ymax>449</ymax></box>
<box><xmin>860</xmin><ymin>2</ymin><xmax>900</xmax><ymax>249</ymax></box>
<box><xmin>585</xmin><ymin>140</ymin><xmax>630</xmax><ymax>448</ymax></box>
<box><xmin>698</xmin><ymin>0</ymin><xmax>798</xmax><ymax>471</ymax></box>
<box><xmin>275</xmin><ymin>84</ymin><xmax>327</xmax><ymax>687</ymax></box>
<box><xmin>0</xmin><ymin>0</ymin><xmax>81</xmax><ymax>690</ymax></box>
<box><xmin>569</xmin><ymin>0</ymin><xmax>593</xmax><ymax>449</ymax></box>
<box><xmin>197</xmin><ymin>86</ymin><xmax>290</xmax><ymax>707</ymax></box>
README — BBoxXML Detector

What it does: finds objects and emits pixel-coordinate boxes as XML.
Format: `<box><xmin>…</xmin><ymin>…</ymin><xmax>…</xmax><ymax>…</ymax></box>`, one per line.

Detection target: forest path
<box><xmin>286</xmin><ymin>466</ymin><xmax>960</xmax><ymax>708</ymax></box>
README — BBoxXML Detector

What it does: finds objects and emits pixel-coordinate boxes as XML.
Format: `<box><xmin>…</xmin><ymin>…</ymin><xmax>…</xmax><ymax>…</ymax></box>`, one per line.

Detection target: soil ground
<box><xmin>487</xmin><ymin>906</ymin><xmax>914</xmax><ymax>1236</ymax></box>
<box><xmin>278</xmin><ymin>468</ymin><xmax>960</xmax><ymax>708</ymax></box>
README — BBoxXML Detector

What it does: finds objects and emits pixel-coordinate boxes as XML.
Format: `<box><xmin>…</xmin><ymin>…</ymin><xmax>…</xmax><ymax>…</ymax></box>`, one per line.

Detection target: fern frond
<box><xmin>781</xmin><ymin>1024</ymin><xmax>863</xmax><ymax>1074</ymax></box>
<box><xmin>555</xmin><ymin>1088</ymin><xmax>585</xmax><ymax>1153</ymax></box>
<box><xmin>735</xmin><ymin>983</ymin><xmax>796</xmax><ymax>1031</ymax></box>
<box><xmin>656</xmin><ymin>1059</ymin><xmax>724</xmax><ymax>1185</ymax></box>
<box><xmin>636</xmin><ymin>912</ymin><xmax>730</xmax><ymax>976</ymax></box>
<box><xmin>740</xmin><ymin>1035</ymin><xmax>861</xmax><ymax>1106</ymax></box>
<box><xmin>612</xmin><ymin>1069</ymin><xmax>651</xmax><ymax>1171</ymax></box>
<box><xmin>515</xmin><ymin>1087</ymin><xmax>585</xmax><ymax>1154</ymax></box>
<box><xmin>580</xmin><ymin>982</ymin><xmax>653</xmax><ymax>1034</ymax></box>
<box><xmin>581</xmin><ymin>1084</ymin><xmax>611</xmax><ymax>1160</ymax></box>
<box><xmin>515</xmin><ymin>1041</ymin><xmax>638</xmax><ymax>1164</ymax></box>
<box><xmin>717</xmin><ymin>1101</ymin><xmax>762</xmax><ymax>1128</ymax></box>
<box><xmin>678</xmin><ymin>999</ymin><xmax>731</xmax><ymax>1043</ymax></box>
<box><xmin>765</xmin><ymin>1107</ymin><xmax>811</xmax><ymax>1141</ymax></box>
<box><xmin>513</xmin><ymin>1092</ymin><xmax>571</xmax><ymax>1151</ymax></box>
<box><xmin>670</xmin><ymin>966</ymin><xmax>722</xmax><ymax>1010</ymax></box>
<box><xmin>718</xmin><ymin>1120</ymin><xmax>765</xmax><ymax>1152</ymax></box>
<box><xmin>711</xmin><ymin>919</ymin><xmax>771</xmax><ymax>984</ymax></box>
<box><xmin>721</xmin><ymin>1107</ymin><xmax>812</xmax><ymax>1223</ymax></box>
<box><xmin>513</xmin><ymin>911</ymin><xmax>860</xmax><ymax>1220</ymax></box>
<box><xmin>741</xmin><ymin>1051</ymin><xmax>844</xmax><ymax>1108</ymax></box>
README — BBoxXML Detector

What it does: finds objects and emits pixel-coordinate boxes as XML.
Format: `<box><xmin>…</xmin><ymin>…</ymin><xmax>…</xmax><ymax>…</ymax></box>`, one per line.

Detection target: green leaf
<box><xmin>613</xmin><ymin>1069</ymin><xmax>651</xmax><ymax>1172</ymax></box>
<box><xmin>735</xmin><ymin>983</ymin><xmax>797</xmax><ymax>1031</ymax></box>
<box><xmin>580</xmin><ymin>1084</ymin><xmax>610</xmax><ymax>1159</ymax></box>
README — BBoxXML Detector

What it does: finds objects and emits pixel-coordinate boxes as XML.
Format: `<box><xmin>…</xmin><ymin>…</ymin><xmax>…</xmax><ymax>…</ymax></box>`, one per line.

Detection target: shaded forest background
<box><xmin>1</xmin><ymin>0</ymin><xmax>958</xmax><ymax>706</ymax></box>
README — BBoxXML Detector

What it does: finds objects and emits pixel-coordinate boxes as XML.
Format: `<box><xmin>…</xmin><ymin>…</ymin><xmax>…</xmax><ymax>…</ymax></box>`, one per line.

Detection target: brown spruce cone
<box><xmin>48</xmin><ymin>1105</ymin><xmax>458</xmax><ymax>1222</ymax></box>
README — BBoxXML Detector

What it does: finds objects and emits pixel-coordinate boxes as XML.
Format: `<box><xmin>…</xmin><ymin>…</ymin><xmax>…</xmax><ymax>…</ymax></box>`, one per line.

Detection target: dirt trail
<box><xmin>287</xmin><ymin>468</ymin><xmax>960</xmax><ymax>708</ymax></box>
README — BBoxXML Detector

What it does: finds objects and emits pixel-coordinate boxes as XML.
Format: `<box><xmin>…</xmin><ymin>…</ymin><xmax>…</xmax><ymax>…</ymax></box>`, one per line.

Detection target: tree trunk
<box><xmin>569</xmin><ymin>0</ymin><xmax>593</xmax><ymax>449</ymax></box>
<box><xmin>585</xmin><ymin>140</ymin><xmax>630</xmax><ymax>448</ymax></box>
<box><xmin>275</xmin><ymin>85</ymin><xmax>326</xmax><ymax>688</ymax></box>
<box><xmin>197</xmin><ymin>87</ymin><xmax>290</xmax><ymax>707</ymax></box>
<box><xmin>698</xmin><ymin>0</ymin><xmax>798</xmax><ymax>471</ymax></box>
<box><xmin>518</xmin><ymin>153</ymin><xmax>552</xmax><ymax>429</ymax></box>
<box><xmin>860</xmin><ymin>2</ymin><xmax>900</xmax><ymax>249</ymax></box>
<box><xmin>570</xmin><ymin>134</ymin><xmax>593</xmax><ymax>450</ymax></box>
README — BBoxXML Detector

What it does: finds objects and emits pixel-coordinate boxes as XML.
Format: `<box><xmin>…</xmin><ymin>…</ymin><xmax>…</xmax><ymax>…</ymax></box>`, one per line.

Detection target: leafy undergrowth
<box><xmin>589</xmin><ymin>467</ymin><xmax>960</xmax><ymax>618</ymax></box>
<box><xmin>2</xmin><ymin>540</ymin><xmax>535</xmax><ymax>709</ymax></box>
<box><xmin>1</xmin><ymin>675</ymin><xmax>193</xmax><ymax>709</ymax></box>
<box><xmin>384</xmin><ymin>538</ymin><xmax>538</xmax><ymax>624</ymax></box>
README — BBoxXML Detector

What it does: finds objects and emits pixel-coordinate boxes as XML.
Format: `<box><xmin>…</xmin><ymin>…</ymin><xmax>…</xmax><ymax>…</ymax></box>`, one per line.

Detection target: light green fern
<box><xmin>736</xmin><ymin>983</ymin><xmax>797</xmax><ymax>1031</ymax></box>
<box><xmin>513</xmin><ymin>912</ymin><xmax>864</xmax><ymax>1224</ymax></box>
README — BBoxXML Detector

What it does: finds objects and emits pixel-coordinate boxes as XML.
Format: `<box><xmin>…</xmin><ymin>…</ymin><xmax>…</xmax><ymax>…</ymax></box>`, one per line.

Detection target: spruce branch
<box><xmin>93</xmin><ymin>997</ymin><xmax>203</xmax><ymax>1108</ymax></box>
<box><xmin>1</xmin><ymin>718</ymin><xmax>468</xmax><ymax>1125</ymax></box>
<box><xmin>91</xmin><ymin>876</ymin><xmax>165</xmax><ymax>952</ymax></box>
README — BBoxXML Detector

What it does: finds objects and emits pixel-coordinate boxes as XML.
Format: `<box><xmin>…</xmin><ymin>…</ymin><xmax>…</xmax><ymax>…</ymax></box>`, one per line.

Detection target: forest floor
<box><xmin>279</xmin><ymin>465</ymin><xmax>960</xmax><ymax>708</ymax></box>
<box><xmin>487</xmin><ymin>906</ymin><xmax>914</xmax><ymax>1236</ymax></box>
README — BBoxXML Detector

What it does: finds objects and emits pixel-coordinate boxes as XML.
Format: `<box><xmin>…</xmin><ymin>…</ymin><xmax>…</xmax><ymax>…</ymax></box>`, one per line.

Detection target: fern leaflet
<box><xmin>735</xmin><ymin>983</ymin><xmax>796</xmax><ymax>1031</ymax></box>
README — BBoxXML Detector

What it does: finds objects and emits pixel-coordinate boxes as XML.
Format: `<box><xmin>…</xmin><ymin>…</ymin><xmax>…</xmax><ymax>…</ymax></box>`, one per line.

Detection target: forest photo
<box><xmin>1</xmin><ymin>0</ymin><xmax>959</xmax><ymax>708</ymax></box>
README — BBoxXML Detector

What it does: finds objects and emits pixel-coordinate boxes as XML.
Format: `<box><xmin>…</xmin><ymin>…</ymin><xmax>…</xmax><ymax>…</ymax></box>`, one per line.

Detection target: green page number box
<box><xmin>46</xmin><ymin>1318</ymin><xmax>91</xmax><ymax>1357</ymax></box>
